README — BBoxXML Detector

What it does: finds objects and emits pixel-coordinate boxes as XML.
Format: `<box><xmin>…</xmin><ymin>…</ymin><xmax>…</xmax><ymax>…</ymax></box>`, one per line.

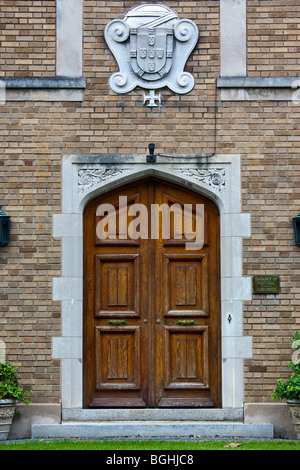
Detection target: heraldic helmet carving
<box><xmin>104</xmin><ymin>4</ymin><xmax>199</xmax><ymax>97</ymax></box>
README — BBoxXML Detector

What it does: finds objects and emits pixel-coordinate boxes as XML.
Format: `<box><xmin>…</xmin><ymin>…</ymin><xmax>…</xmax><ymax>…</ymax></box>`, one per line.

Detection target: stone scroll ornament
<box><xmin>104</xmin><ymin>4</ymin><xmax>199</xmax><ymax>106</ymax></box>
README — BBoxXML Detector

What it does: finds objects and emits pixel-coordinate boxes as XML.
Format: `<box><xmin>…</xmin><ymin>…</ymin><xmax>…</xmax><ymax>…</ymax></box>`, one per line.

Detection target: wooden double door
<box><xmin>83</xmin><ymin>178</ymin><xmax>221</xmax><ymax>408</ymax></box>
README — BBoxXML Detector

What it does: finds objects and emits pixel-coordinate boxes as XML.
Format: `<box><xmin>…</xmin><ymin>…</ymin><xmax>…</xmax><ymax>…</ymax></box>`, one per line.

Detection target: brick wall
<box><xmin>0</xmin><ymin>1</ymin><xmax>299</xmax><ymax>404</ymax></box>
<box><xmin>0</xmin><ymin>0</ymin><xmax>56</xmax><ymax>77</ymax></box>
<box><xmin>248</xmin><ymin>0</ymin><xmax>300</xmax><ymax>77</ymax></box>
<box><xmin>220</xmin><ymin>99</ymin><xmax>300</xmax><ymax>402</ymax></box>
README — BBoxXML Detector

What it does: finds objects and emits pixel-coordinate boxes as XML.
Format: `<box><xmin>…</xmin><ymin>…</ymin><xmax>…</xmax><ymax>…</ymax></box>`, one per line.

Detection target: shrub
<box><xmin>0</xmin><ymin>361</ymin><xmax>32</xmax><ymax>404</ymax></box>
<box><xmin>273</xmin><ymin>375</ymin><xmax>300</xmax><ymax>401</ymax></box>
<box><xmin>273</xmin><ymin>333</ymin><xmax>300</xmax><ymax>401</ymax></box>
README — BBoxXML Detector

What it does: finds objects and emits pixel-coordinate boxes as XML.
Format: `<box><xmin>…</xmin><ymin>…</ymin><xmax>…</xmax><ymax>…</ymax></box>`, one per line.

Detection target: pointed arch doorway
<box><xmin>83</xmin><ymin>177</ymin><xmax>221</xmax><ymax>408</ymax></box>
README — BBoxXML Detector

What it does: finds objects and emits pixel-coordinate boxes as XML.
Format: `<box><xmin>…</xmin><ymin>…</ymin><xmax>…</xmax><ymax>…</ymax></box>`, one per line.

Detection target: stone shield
<box><xmin>130</xmin><ymin>27</ymin><xmax>173</xmax><ymax>80</ymax></box>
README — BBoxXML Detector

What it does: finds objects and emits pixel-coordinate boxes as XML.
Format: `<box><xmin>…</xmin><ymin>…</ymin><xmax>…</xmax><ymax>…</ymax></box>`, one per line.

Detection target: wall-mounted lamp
<box><xmin>0</xmin><ymin>206</ymin><xmax>11</xmax><ymax>247</ymax></box>
<box><xmin>146</xmin><ymin>143</ymin><xmax>157</xmax><ymax>163</ymax></box>
<box><xmin>293</xmin><ymin>213</ymin><xmax>300</xmax><ymax>247</ymax></box>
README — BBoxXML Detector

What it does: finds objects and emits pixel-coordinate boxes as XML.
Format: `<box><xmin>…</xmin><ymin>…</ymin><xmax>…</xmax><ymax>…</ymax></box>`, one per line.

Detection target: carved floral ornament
<box><xmin>78</xmin><ymin>168</ymin><xmax>129</xmax><ymax>192</ymax></box>
<box><xmin>104</xmin><ymin>4</ymin><xmax>199</xmax><ymax>106</ymax></box>
<box><xmin>78</xmin><ymin>167</ymin><xmax>226</xmax><ymax>194</ymax></box>
<box><xmin>176</xmin><ymin>168</ymin><xmax>226</xmax><ymax>193</ymax></box>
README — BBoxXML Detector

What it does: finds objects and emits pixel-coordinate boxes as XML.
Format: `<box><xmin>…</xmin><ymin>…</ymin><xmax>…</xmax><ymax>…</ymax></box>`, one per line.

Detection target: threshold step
<box><xmin>32</xmin><ymin>421</ymin><xmax>274</xmax><ymax>439</ymax></box>
<box><xmin>62</xmin><ymin>408</ymin><xmax>243</xmax><ymax>422</ymax></box>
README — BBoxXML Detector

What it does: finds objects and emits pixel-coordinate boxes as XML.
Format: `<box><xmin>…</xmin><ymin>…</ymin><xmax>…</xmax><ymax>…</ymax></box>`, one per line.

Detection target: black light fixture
<box><xmin>293</xmin><ymin>213</ymin><xmax>300</xmax><ymax>247</ymax></box>
<box><xmin>0</xmin><ymin>205</ymin><xmax>11</xmax><ymax>247</ymax></box>
<box><xmin>146</xmin><ymin>143</ymin><xmax>157</xmax><ymax>163</ymax></box>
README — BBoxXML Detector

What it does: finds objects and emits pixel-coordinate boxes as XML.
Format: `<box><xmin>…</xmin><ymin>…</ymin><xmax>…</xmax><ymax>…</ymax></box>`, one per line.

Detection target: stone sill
<box><xmin>217</xmin><ymin>76</ymin><xmax>300</xmax><ymax>101</ymax></box>
<box><xmin>0</xmin><ymin>77</ymin><xmax>86</xmax><ymax>102</ymax></box>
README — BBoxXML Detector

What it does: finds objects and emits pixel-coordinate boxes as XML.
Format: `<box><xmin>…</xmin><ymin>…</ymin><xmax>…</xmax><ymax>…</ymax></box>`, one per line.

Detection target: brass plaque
<box><xmin>252</xmin><ymin>275</ymin><xmax>280</xmax><ymax>294</ymax></box>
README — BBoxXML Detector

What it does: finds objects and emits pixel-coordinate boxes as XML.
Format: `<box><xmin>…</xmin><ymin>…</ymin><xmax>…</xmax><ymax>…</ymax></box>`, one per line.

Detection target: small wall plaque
<box><xmin>252</xmin><ymin>275</ymin><xmax>280</xmax><ymax>294</ymax></box>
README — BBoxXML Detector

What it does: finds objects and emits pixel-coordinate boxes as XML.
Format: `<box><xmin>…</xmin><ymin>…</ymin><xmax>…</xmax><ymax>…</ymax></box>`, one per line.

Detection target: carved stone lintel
<box><xmin>77</xmin><ymin>166</ymin><xmax>226</xmax><ymax>194</ymax></box>
<box><xmin>175</xmin><ymin>168</ymin><xmax>226</xmax><ymax>193</ymax></box>
<box><xmin>78</xmin><ymin>168</ymin><xmax>127</xmax><ymax>193</ymax></box>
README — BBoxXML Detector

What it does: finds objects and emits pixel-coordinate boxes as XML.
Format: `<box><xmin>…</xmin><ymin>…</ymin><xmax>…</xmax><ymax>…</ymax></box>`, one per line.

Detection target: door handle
<box><xmin>176</xmin><ymin>319</ymin><xmax>197</xmax><ymax>325</ymax></box>
<box><xmin>106</xmin><ymin>319</ymin><xmax>128</xmax><ymax>325</ymax></box>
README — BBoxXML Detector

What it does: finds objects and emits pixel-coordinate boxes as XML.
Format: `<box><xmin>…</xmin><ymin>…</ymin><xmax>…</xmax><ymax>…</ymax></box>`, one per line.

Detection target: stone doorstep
<box><xmin>32</xmin><ymin>407</ymin><xmax>274</xmax><ymax>439</ymax></box>
<box><xmin>62</xmin><ymin>408</ymin><xmax>244</xmax><ymax>422</ymax></box>
<box><xmin>10</xmin><ymin>405</ymin><xmax>275</xmax><ymax>440</ymax></box>
<box><xmin>31</xmin><ymin>421</ymin><xmax>274</xmax><ymax>439</ymax></box>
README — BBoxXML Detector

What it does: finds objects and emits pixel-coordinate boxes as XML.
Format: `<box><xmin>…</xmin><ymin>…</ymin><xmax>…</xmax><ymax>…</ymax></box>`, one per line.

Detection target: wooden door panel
<box><xmin>161</xmin><ymin>192</ymin><xmax>207</xmax><ymax>247</ymax></box>
<box><xmin>95</xmin><ymin>193</ymin><xmax>141</xmax><ymax>246</ymax></box>
<box><xmin>164</xmin><ymin>254</ymin><xmax>209</xmax><ymax>317</ymax></box>
<box><xmin>164</xmin><ymin>326</ymin><xmax>209</xmax><ymax>390</ymax></box>
<box><xmin>95</xmin><ymin>326</ymin><xmax>141</xmax><ymax>391</ymax></box>
<box><xmin>95</xmin><ymin>254</ymin><xmax>140</xmax><ymax>317</ymax></box>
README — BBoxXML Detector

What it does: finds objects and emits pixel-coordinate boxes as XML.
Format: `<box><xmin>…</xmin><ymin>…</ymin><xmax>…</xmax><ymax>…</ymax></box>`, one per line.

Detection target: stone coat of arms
<box><xmin>104</xmin><ymin>4</ymin><xmax>199</xmax><ymax>100</ymax></box>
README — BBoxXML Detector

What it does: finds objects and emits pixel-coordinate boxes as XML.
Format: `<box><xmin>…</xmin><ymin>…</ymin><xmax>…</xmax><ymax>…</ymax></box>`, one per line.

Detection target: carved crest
<box><xmin>130</xmin><ymin>27</ymin><xmax>173</xmax><ymax>80</ymax></box>
<box><xmin>104</xmin><ymin>4</ymin><xmax>199</xmax><ymax>99</ymax></box>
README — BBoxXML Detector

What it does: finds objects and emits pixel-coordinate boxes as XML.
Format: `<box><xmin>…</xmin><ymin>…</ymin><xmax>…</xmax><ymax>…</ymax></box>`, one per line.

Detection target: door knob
<box><xmin>156</xmin><ymin>319</ymin><xmax>161</xmax><ymax>324</ymax></box>
<box><xmin>143</xmin><ymin>319</ymin><xmax>148</xmax><ymax>324</ymax></box>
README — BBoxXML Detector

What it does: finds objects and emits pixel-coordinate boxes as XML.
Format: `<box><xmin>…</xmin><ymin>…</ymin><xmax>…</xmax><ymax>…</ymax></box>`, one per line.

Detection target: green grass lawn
<box><xmin>0</xmin><ymin>438</ymin><xmax>299</xmax><ymax>451</ymax></box>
